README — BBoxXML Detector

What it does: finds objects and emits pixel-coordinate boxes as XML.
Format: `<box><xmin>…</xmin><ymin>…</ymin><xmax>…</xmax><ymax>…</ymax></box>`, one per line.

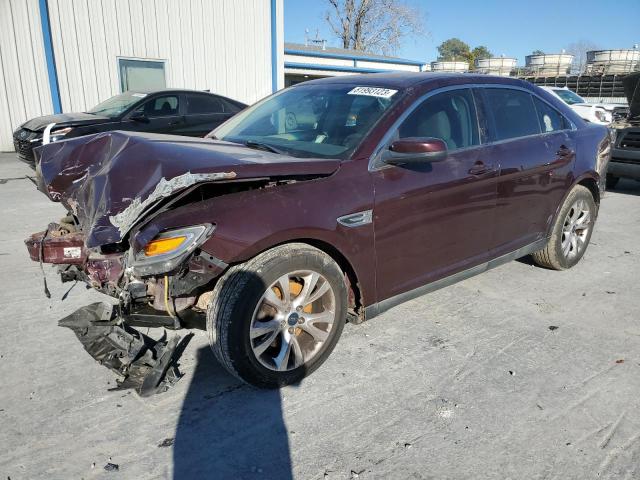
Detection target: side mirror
<box><xmin>130</xmin><ymin>111</ymin><xmax>149</xmax><ymax>123</ymax></box>
<box><xmin>382</xmin><ymin>137</ymin><xmax>448</xmax><ymax>165</ymax></box>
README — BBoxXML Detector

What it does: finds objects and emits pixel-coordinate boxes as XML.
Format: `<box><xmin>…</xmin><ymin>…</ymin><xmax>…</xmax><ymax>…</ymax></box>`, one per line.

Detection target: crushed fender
<box><xmin>58</xmin><ymin>302</ymin><xmax>191</xmax><ymax>396</ymax></box>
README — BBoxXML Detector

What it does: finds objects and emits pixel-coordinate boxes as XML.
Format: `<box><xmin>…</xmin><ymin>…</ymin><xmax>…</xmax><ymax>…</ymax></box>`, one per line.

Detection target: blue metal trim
<box><xmin>270</xmin><ymin>0</ymin><xmax>278</xmax><ymax>92</ymax></box>
<box><xmin>284</xmin><ymin>48</ymin><xmax>426</xmax><ymax>67</ymax></box>
<box><xmin>285</xmin><ymin>62</ymin><xmax>393</xmax><ymax>74</ymax></box>
<box><xmin>38</xmin><ymin>0</ymin><xmax>61</xmax><ymax>113</ymax></box>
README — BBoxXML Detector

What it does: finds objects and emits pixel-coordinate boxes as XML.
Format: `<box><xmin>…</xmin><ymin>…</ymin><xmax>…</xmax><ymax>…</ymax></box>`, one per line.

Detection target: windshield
<box><xmin>87</xmin><ymin>92</ymin><xmax>148</xmax><ymax>118</ymax></box>
<box><xmin>554</xmin><ymin>89</ymin><xmax>585</xmax><ymax>105</ymax></box>
<box><xmin>212</xmin><ymin>84</ymin><xmax>401</xmax><ymax>159</ymax></box>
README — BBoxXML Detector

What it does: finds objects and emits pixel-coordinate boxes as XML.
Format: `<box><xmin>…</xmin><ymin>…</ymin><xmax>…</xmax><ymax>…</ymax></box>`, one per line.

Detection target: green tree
<box><xmin>531</xmin><ymin>49</ymin><xmax>545</xmax><ymax>55</ymax></box>
<box><xmin>437</xmin><ymin>38</ymin><xmax>470</xmax><ymax>61</ymax></box>
<box><xmin>471</xmin><ymin>46</ymin><xmax>492</xmax><ymax>61</ymax></box>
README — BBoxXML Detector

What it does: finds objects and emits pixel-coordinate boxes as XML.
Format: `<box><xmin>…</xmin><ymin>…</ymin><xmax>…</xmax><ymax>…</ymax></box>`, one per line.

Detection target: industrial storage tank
<box><xmin>585</xmin><ymin>48</ymin><xmax>640</xmax><ymax>74</ymax></box>
<box><xmin>475</xmin><ymin>57</ymin><xmax>516</xmax><ymax>76</ymax></box>
<box><xmin>525</xmin><ymin>53</ymin><xmax>574</xmax><ymax>76</ymax></box>
<box><xmin>430</xmin><ymin>61</ymin><xmax>469</xmax><ymax>73</ymax></box>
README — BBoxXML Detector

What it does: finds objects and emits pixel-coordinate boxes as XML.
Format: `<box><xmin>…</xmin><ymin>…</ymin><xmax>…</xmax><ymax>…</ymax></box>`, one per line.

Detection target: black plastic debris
<box><xmin>59</xmin><ymin>302</ymin><xmax>190</xmax><ymax>397</ymax></box>
<box><xmin>104</xmin><ymin>463</ymin><xmax>119</xmax><ymax>472</ymax></box>
<box><xmin>158</xmin><ymin>438</ymin><xmax>174</xmax><ymax>448</ymax></box>
<box><xmin>548</xmin><ymin>325</ymin><xmax>559</xmax><ymax>331</ymax></box>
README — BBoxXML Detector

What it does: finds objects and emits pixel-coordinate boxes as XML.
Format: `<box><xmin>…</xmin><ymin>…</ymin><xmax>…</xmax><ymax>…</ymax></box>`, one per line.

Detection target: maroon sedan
<box><xmin>26</xmin><ymin>73</ymin><xmax>610</xmax><ymax>392</ymax></box>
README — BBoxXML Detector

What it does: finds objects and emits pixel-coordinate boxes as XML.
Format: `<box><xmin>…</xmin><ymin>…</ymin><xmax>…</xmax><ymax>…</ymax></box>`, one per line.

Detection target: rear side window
<box><xmin>483</xmin><ymin>88</ymin><xmax>540</xmax><ymax>141</ymax></box>
<box><xmin>187</xmin><ymin>94</ymin><xmax>225</xmax><ymax>114</ymax></box>
<box><xmin>398</xmin><ymin>89</ymin><xmax>479</xmax><ymax>151</ymax></box>
<box><xmin>532</xmin><ymin>96</ymin><xmax>566</xmax><ymax>133</ymax></box>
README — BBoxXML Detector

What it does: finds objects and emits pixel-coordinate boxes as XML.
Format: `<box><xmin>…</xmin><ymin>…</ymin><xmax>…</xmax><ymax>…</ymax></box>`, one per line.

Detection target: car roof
<box><xmin>125</xmin><ymin>88</ymin><xmax>247</xmax><ymax>106</ymax></box>
<box><xmin>298</xmin><ymin>72</ymin><xmax>534</xmax><ymax>91</ymax></box>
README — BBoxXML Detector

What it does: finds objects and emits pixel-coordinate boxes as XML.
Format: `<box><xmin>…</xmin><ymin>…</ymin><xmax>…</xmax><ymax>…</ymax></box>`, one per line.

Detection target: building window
<box><xmin>118</xmin><ymin>59</ymin><xmax>166</xmax><ymax>92</ymax></box>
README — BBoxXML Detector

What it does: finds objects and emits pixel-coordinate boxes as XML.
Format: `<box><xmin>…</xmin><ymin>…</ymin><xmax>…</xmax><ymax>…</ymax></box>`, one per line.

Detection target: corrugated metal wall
<box><xmin>47</xmin><ymin>0</ymin><xmax>273</xmax><ymax>112</ymax></box>
<box><xmin>0</xmin><ymin>0</ymin><xmax>53</xmax><ymax>151</ymax></box>
<box><xmin>0</xmin><ymin>0</ymin><xmax>278</xmax><ymax>152</ymax></box>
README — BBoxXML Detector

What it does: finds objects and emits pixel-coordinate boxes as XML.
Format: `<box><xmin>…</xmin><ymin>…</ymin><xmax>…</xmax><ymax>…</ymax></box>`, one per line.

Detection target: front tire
<box><xmin>532</xmin><ymin>185</ymin><xmax>597</xmax><ymax>270</ymax></box>
<box><xmin>207</xmin><ymin>243</ymin><xmax>347</xmax><ymax>388</ymax></box>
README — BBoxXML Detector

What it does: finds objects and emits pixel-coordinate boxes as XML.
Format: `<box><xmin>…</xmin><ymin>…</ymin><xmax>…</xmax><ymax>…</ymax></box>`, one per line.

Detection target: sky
<box><xmin>284</xmin><ymin>0</ymin><xmax>640</xmax><ymax>65</ymax></box>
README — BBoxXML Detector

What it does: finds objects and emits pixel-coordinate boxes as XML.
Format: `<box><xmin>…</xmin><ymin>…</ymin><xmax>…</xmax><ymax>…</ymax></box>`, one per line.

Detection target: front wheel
<box><xmin>207</xmin><ymin>243</ymin><xmax>347</xmax><ymax>388</ymax></box>
<box><xmin>532</xmin><ymin>185</ymin><xmax>597</xmax><ymax>270</ymax></box>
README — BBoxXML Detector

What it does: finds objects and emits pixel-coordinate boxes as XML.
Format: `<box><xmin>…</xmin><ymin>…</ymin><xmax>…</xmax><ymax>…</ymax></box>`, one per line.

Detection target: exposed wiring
<box><xmin>164</xmin><ymin>275</ymin><xmax>175</xmax><ymax>318</ymax></box>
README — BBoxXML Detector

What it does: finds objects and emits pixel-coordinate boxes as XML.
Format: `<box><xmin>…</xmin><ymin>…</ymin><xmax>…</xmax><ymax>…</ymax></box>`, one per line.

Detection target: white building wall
<box><xmin>0</xmin><ymin>0</ymin><xmax>53</xmax><ymax>151</ymax></box>
<box><xmin>47</xmin><ymin>0</ymin><xmax>276</xmax><ymax>113</ymax></box>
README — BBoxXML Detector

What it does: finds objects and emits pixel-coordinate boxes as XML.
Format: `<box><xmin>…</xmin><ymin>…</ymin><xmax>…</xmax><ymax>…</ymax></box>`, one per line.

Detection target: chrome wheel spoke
<box><xmin>253</xmin><ymin>328</ymin><xmax>280</xmax><ymax>357</ymax></box>
<box><xmin>274</xmin><ymin>332</ymin><xmax>292</xmax><ymax>371</ymax></box>
<box><xmin>295</xmin><ymin>272</ymin><xmax>320</xmax><ymax>307</ymax></box>
<box><xmin>263</xmin><ymin>287</ymin><xmax>286</xmax><ymax>311</ymax></box>
<box><xmin>250</xmin><ymin>319</ymin><xmax>280</xmax><ymax>339</ymax></box>
<box><xmin>304</xmin><ymin>281</ymin><xmax>331</xmax><ymax>307</ymax></box>
<box><xmin>562</xmin><ymin>236</ymin><xmax>572</xmax><ymax>257</ymax></box>
<box><xmin>290</xmin><ymin>337</ymin><xmax>304</xmax><ymax>368</ymax></box>
<box><xmin>570</xmin><ymin>233</ymin><xmax>578</xmax><ymax>255</ymax></box>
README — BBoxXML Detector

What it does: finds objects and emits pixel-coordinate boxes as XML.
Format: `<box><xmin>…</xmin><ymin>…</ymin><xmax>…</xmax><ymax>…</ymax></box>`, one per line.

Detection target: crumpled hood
<box><xmin>21</xmin><ymin>112</ymin><xmax>112</xmax><ymax>132</ymax></box>
<box><xmin>35</xmin><ymin>131</ymin><xmax>341</xmax><ymax>248</ymax></box>
<box><xmin>624</xmin><ymin>72</ymin><xmax>640</xmax><ymax>118</ymax></box>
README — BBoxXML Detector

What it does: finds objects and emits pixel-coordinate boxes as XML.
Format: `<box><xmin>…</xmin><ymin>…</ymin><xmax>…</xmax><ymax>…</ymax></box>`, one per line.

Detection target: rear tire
<box><xmin>606</xmin><ymin>175</ymin><xmax>619</xmax><ymax>190</ymax></box>
<box><xmin>532</xmin><ymin>185</ymin><xmax>597</xmax><ymax>270</ymax></box>
<box><xmin>207</xmin><ymin>243</ymin><xmax>347</xmax><ymax>388</ymax></box>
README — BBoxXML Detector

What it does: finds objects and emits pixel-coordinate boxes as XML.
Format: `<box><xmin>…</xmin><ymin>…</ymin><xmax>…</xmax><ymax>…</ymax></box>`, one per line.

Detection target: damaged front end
<box><xmin>25</xmin><ymin>218</ymin><xmax>224</xmax><ymax>395</ymax></box>
<box><xmin>25</xmin><ymin>131</ymin><xmax>340</xmax><ymax>395</ymax></box>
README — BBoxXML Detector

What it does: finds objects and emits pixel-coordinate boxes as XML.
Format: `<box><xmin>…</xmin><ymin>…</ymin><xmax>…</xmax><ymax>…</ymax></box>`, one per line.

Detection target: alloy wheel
<box><xmin>561</xmin><ymin>198</ymin><xmax>592</xmax><ymax>260</ymax></box>
<box><xmin>250</xmin><ymin>270</ymin><xmax>336</xmax><ymax>372</ymax></box>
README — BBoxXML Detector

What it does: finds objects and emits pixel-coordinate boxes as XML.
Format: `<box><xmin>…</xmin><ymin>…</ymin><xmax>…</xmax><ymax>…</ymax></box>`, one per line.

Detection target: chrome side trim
<box><xmin>337</xmin><ymin>210</ymin><xmax>373</xmax><ymax>228</ymax></box>
<box><xmin>364</xmin><ymin>237</ymin><xmax>549</xmax><ymax>320</ymax></box>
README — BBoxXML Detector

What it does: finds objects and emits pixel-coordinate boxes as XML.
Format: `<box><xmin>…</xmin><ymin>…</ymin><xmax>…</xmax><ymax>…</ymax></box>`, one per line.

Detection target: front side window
<box><xmin>213</xmin><ymin>84</ymin><xmax>401</xmax><ymax>159</ymax></box>
<box><xmin>398</xmin><ymin>89</ymin><xmax>479</xmax><ymax>150</ymax></box>
<box><xmin>135</xmin><ymin>95</ymin><xmax>180</xmax><ymax>117</ymax></box>
<box><xmin>484</xmin><ymin>88</ymin><xmax>540</xmax><ymax>141</ymax></box>
<box><xmin>533</xmin><ymin>96</ymin><xmax>566</xmax><ymax>133</ymax></box>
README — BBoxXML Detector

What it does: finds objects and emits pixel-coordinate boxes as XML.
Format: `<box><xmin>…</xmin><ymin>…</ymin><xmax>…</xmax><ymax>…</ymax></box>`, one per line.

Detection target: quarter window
<box><xmin>398</xmin><ymin>89</ymin><xmax>479</xmax><ymax>151</ymax></box>
<box><xmin>484</xmin><ymin>88</ymin><xmax>540</xmax><ymax>141</ymax></box>
<box><xmin>532</xmin><ymin>96</ymin><xmax>566</xmax><ymax>133</ymax></box>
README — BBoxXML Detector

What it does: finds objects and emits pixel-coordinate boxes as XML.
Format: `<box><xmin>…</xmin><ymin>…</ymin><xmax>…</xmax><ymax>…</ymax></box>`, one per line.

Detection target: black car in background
<box><xmin>13</xmin><ymin>89</ymin><xmax>246</xmax><ymax>166</ymax></box>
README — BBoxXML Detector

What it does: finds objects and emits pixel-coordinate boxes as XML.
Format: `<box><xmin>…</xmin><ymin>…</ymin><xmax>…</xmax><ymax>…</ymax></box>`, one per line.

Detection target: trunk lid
<box><xmin>36</xmin><ymin>131</ymin><xmax>341</xmax><ymax>248</ymax></box>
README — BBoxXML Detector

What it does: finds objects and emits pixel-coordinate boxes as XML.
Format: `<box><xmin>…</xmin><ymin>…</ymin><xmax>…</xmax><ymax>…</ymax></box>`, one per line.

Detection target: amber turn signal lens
<box><xmin>144</xmin><ymin>236</ymin><xmax>187</xmax><ymax>257</ymax></box>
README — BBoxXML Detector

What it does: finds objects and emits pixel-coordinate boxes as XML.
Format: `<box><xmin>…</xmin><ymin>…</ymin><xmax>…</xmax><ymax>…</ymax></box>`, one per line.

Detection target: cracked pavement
<box><xmin>0</xmin><ymin>153</ymin><xmax>639</xmax><ymax>479</ymax></box>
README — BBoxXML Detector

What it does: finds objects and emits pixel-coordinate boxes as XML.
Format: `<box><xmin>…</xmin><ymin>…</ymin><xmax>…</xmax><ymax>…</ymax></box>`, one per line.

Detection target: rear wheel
<box><xmin>207</xmin><ymin>243</ymin><xmax>347</xmax><ymax>388</ymax></box>
<box><xmin>532</xmin><ymin>185</ymin><xmax>596</xmax><ymax>270</ymax></box>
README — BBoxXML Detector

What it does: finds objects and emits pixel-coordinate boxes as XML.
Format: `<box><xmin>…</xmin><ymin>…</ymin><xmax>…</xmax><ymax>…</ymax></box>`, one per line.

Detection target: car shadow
<box><xmin>608</xmin><ymin>178</ymin><xmax>640</xmax><ymax>196</ymax></box>
<box><xmin>173</xmin><ymin>346</ymin><xmax>294</xmax><ymax>479</ymax></box>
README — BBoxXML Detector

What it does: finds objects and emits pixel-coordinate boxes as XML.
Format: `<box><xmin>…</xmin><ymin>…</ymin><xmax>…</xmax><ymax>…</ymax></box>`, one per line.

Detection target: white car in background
<box><xmin>540</xmin><ymin>86</ymin><xmax>621</xmax><ymax>125</ymax></box>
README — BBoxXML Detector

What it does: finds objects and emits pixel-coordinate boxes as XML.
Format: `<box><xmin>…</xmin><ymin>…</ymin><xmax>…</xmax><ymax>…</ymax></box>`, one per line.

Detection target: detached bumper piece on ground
<box><xmin>59</xmin><ymin>302</ymin><xmax>189</xmax><ymax>396</ymax></box>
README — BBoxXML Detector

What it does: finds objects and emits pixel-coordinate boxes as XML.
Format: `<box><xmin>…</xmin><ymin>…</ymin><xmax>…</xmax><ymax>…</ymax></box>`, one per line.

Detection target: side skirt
<box><xmin>364</xmin><ymin>238</ymin><xmax>548</xmax><ymax>320</ymax></box>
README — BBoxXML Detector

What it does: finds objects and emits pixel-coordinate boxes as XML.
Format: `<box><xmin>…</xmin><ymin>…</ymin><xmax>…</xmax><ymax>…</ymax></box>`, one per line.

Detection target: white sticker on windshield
<box><xmin>347</xmin><ymin>87</ymin><xmax>397</xmax><ymax>98</ymax></box>
<box><xmin>131</xmin><ymin>93</ymin><xmax>148</xmax><ymax>98</ymax></box>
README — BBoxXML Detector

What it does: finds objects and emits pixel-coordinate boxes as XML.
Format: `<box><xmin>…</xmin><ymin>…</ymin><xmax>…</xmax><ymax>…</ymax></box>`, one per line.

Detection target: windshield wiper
<box><xmin>244</xmin><ymin>140</ymin><xmax>285</xmax><ymax>155</ymax></box>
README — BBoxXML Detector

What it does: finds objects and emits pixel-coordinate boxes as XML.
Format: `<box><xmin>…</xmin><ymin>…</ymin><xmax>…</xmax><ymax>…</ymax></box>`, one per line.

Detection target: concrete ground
<box><xmin>0</xmin><ymin>152</ymin><xmax>639</xmax><ymax>480</ymax></box>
